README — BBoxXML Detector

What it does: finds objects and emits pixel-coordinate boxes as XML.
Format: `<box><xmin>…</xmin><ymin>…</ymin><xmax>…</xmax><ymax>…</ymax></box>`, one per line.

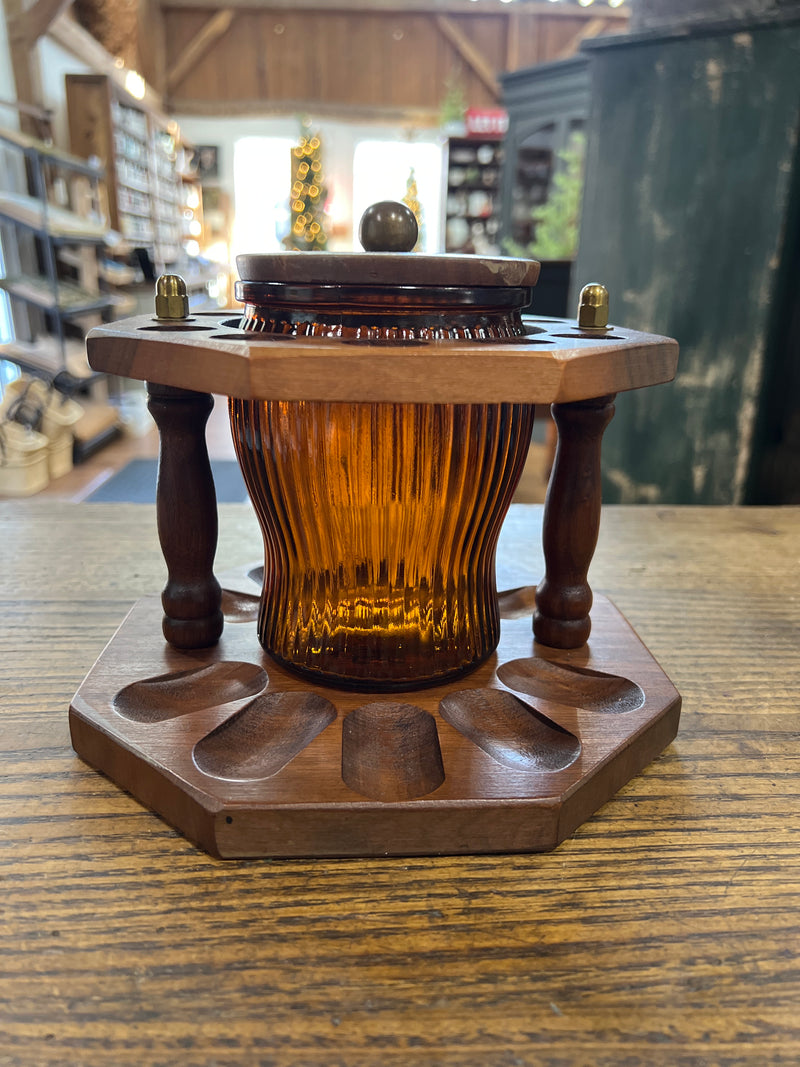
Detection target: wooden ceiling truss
<box><xmin>7</xmin><ymin>1</ymin><xmax>629</xmax><ymax>128</ymax></box>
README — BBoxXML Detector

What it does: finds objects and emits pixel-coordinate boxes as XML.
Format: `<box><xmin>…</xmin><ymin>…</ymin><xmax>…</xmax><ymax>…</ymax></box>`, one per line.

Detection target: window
<box><xmin>232</xmin><ymin>136</ymin><xmax>295</xmax><ymax>264</ymax></box>
<box><xmin>353</xmin><ymin>140</ymin><xmax>444</xmax><ymax>253</ymax></box>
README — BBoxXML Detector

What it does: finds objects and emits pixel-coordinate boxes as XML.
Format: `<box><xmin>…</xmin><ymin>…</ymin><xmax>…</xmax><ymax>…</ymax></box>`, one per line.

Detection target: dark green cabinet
<box><xmin>575</xmin><ymin>15</ymin><xmax>800</xmax><ymax>504</ymax></box>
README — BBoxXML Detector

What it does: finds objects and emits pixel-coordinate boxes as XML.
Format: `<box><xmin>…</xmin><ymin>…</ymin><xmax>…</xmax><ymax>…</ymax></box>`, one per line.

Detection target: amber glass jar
<box><xmin>230</xmin><ymin>226</ymin><xmax>539</xmax><ymax>690</ymax></box>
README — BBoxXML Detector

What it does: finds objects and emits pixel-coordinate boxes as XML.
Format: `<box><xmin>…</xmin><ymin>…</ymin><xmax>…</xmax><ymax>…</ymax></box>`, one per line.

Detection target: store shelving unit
<box><xmin>443</xmin><ymin>136</ymin><xmax>504</xmax><ymax>255</ymax></box>
<box><xmin>0</xmin><ymin>127</ymin><xmax>112</xmax><ymax>372</ymax></box>
<box><xmin>0</xmin><ymin>124</ymin><xmax>122</xmax><ymax>458</ymax></box>
<box><xmin>66</xmin><ymin>75</ymin><xmax>226</xmax><ymax>314</ymax></box>
<box><xmin>66</xmin><ymin>74</ymin><xmax>190</xmax><ymax>276</ymax></box>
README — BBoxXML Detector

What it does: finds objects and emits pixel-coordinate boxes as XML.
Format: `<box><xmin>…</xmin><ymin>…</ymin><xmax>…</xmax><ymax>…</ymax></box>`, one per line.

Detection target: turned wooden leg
<box><xmin>533</xmin><ymin>394</ymin><xmax>616</xmax><ymax>649</ymax></box>
<box><xmin>146</xmin><ymin>383</ymin><xmax>223</xmax><ymax>649</ymax></box>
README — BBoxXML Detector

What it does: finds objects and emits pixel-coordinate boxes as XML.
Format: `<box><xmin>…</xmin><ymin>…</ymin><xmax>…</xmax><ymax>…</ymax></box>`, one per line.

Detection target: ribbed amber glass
<box><xmin>230</xmin><ymin>398</ymin><xmax>534</xmax><ymax>690</ymax></box>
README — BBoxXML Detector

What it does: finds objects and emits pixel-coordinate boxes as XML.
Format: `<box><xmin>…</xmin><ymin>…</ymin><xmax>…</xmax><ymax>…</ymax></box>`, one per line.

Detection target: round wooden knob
<box><xmin>359</xmin><ymin>201</ymin><xmax>418</xmax><ymax>252</ymax></box>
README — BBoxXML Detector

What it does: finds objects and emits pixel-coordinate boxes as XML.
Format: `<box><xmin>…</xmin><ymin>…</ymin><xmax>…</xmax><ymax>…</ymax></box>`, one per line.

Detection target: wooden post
<box><xmin>534</xmin><ymin>394</ymin><xmax>616</xmax><ymax>649</ymax></box>
<box><xmin>146</xmin><ymin>383</ymin><xmax>223</xmax><ymax>649</ymax></box>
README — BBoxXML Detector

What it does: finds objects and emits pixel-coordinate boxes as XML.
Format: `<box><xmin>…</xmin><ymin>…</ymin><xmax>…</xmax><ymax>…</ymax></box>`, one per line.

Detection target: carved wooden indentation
<box><xmin>549</xmin><ymin>332</ymin><xmax>625</xmax><ymax>341</ymax></box>
<box><xmin>112</xmin><ymin>661</ymin><xmax>268</xmax><ymax>723</ymax></box>
<box><xmin>193</xmin><ymin>691</ymin><xmax>336</xmax><ymax>781</ymax></box>
<box><xmin>342</xmin><ymin>702</ymin><xmax>445</xmax><ymax>802</ymax></box>
<box><xmin>439</xmin><ymin>688</ymin><xmax>580</xmax><ymax>772</ymax></box>
<box><xmin>498</xmin><ymin>585</ymin><xmax>537</xmax><ymax>619</ymax></box>
<box><xmin>140</xmin><ymin>324</ymin><xmax>215</xmax><ymax>332</ymax></box>
<box><xmin>220</xmin><ymin>589</ymin><xmax>260</xmax><ymax>623</ymax></box>
<box><xmin>497</xmin><ymin>657</ymin><xmax>645</xmax><ymax>714</ymax></box>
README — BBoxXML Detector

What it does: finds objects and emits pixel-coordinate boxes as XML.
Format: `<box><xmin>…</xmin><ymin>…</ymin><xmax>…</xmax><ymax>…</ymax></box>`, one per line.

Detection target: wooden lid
<box><xmin>236</xmin><ymin>252</ymin><xmax>540</xmax><ymax>289</ymax></box>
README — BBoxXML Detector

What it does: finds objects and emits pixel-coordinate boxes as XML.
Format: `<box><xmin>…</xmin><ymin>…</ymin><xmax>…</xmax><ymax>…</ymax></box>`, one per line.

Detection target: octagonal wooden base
<box><xmin>69</xmin><ymin>587</ymin><xmax>680</xmax><ymax>858</ymax></box>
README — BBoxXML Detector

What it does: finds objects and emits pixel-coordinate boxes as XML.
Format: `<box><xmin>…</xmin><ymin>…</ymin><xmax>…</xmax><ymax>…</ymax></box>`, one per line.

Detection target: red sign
<box><xmin>465</xmin><ymin>108</ymin><xmax>509</xmax><ymax>139</ymax></box>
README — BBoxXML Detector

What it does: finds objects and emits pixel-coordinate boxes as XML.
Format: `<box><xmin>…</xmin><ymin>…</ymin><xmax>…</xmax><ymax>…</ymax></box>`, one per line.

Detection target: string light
<box><xmin>287</xmin><ymin>133</ymin><xmax>328</xmax><ymax>249</ymax></box>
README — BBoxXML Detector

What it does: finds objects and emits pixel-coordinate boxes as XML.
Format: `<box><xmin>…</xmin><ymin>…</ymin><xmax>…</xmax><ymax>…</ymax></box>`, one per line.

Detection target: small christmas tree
<box><xmin>285</xmin><ymin>131</ymin><xmax>328</xmax><ymax>251</ymax></box>
<box><xmin>403</xmin><ymin>167</ymin><xmax>423</xmax><ymax>251</ymax></box>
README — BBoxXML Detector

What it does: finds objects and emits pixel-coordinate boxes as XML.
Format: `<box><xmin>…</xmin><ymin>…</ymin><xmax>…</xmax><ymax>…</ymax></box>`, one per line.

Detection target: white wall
<box><xmin>174</xmin><ymin>115</ymin><xmax>297</xmax><ymax>205</ymax></box>
<box><xmin>0</xmin><ymin>0</ymin><xmax>19</xmax><ymax>130</ymax></box>
<box><xmin>36</xmin><ymin>36</ymin><xmax>91</xmax><ymax>148</ymax></box>
<box><xmin>0</xmin><ymin>0</ymin><xmax>92</xmax><ymax>140</ymax></box>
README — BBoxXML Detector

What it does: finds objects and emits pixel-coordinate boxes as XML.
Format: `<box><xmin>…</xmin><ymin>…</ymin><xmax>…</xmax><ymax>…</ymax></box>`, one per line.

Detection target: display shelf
<box><xmin>0</xmin><ymin>121</ymin><xmax>123</xmax><ymax>465</ymax></box>
<box><xmin>71</xmin><ymin>396</ymin><xmax>122</xmax><ymax>462</ymax></box>
<box><xmin>508</xmin><ymin>144</ymin><xmax>554</xmax><ymax>248</ymax></box>
<box><xmin>66</xmin><ymin>75</ymin><xmax>192</xmax><ymax>274</ymax></box>
<box><xmin>0</xmin><ymin>192</ymin><xmax>108</xmax><ymax>242</ymax></box>
<box><xmin>0</xmin><ymin>125</ymin><xmax>103</xmax><ymax>179</ymax></box>
<box><xmin>444</xmin><ymin>136</ymin><xmax>504</xmax><ymax>255</ymax></box>
<box><xmin>97</xmin><ymin>258</ymin><xmax>138</xmax><ymax>286</ymax></box>
<box><xmin>0</xmin><ymin>273</ymin><xmax>115</xmax><ymax>315</ymax></box>
<box><xmin>0</xmin><ymin>337</ymin><xmax>94</xmax><ymax>380</ymax></box>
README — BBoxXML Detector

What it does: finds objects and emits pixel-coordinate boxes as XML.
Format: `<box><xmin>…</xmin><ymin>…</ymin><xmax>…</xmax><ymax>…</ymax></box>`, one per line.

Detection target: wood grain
<box><xmin>146</xmin><ymin>384</ymin><xmax>223</xmax><ymax>649</ymax></box>
<box><xmin>87</xmin><ymin>314</ymin><xmax>679</xmax><ymax>404</ymax></box>
<box><xmin>236</xmin><ymin>251</ymin><xmax>541</xmax><ymax>287</ymax></box>
<box><xmin>157</xmin><ymin>4</ymin><xmax>628</xmax><ymax>115</ymax></box>
<box><xmin>534</xmin><ymin>394</ymin><xmax>616</xmax><ymax>647</ymax></box>
<box><xmin>166</xmin><ymin>8</ymin><xmax>235</xmax><ymax>94</ymax></box>
<box><xmin>2</xmin><ymin>502</ymin><xmax>798</xmax><ymax>1064</ymax></box>
<box><xmin>68</xmin><ymin>589</ymin><xmax>678</xmax><ymax>856</ymax></box>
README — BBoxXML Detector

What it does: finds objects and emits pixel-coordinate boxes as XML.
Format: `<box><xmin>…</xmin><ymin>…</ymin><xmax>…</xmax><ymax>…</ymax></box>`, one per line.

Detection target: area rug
<box><xmin>86</xmin><ymin>458</ymin><xmax>249</xmax><ymax>504</ymax></box>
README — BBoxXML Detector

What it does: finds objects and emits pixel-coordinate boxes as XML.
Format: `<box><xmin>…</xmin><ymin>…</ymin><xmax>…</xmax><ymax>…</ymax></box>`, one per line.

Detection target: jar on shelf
<box><xmin>229</xmin><ymin>202</ymin><xmax>540</xmax><ymax>691</ymax></box>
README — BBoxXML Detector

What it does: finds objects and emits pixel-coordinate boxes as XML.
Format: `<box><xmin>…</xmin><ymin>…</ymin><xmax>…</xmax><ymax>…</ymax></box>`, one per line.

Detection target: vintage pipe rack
<box><xmin>70</xmin><ymin>261</ymin><xmax>680</xmax><ymax>859</ymax></box>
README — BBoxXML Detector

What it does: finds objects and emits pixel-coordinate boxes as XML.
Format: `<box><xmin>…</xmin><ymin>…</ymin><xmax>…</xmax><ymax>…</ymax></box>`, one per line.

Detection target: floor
<box><xmin>28</xmin><ymin>384</ymin><xmax>551</xmax><ymax>504</ymax></box>
<box><xmin>35</xmin><ymin>387</ymin><xmax>238</xmax><ymax>502</ymax></box>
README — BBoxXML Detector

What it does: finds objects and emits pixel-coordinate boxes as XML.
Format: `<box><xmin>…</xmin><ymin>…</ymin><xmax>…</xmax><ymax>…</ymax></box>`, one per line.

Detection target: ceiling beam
<box><xmin>169</xmin><ymin>96</ymin><xmax>441</xmax><ymax>126</ymax></box>
<box><xmin>435</xmin><ymin>15</ymin><xmax>501</xmax><ymax>101</ymax></box>
<box><xmin>16</xmin><ymin>0</ymin><xmax>75</xmax><ymax>45</ymax></box>
<box><xmin>49</xmin><ymin>12</ymin><xmax>166</xmax><ymax>113</ymax></box>
<box><xmin>138</xmin><ymin>0</ymin><xmax>168</xmax><ymax>95</ymax></box>
<box><xmin>167</xmin><ymin>9</ymin><xmax>235</xmax><ymax>93</ymax></box>
<box><xmin>159</xmin><ymin>0</ymin><xmax>629</xmax><ymax>19</ymax></box>
<box><xmin>4</xmin><ymin>0</ymin><xmax>46</xmax><ymax>132</ymax></box>
<box><xmin>554</xmin><ymin>16</ymin><xmax>609</xmax><ymax>60</ymax></box>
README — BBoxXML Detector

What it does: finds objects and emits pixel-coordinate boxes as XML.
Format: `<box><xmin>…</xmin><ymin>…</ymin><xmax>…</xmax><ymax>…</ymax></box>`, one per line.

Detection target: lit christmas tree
<box><xmin>286</xmin><ymin>132</ymin><xmax>328</xmax><ymax>250</ymax></box>
<box><xmin>403</xmin><ymin>167</ymin><xmax>423</xmax><ymax>251</ymax></box>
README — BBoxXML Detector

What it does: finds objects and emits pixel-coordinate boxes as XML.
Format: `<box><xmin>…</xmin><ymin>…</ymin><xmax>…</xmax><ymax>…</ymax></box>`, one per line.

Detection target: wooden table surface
<box><xmin>1</xmin><ymin>502</ymin><xmax>798</xmax><ymax>1066</ymax></box>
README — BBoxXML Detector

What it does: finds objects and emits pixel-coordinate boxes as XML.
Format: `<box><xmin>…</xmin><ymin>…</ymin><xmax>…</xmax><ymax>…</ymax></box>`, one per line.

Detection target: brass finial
<box><xmin>577</xmin><ymin>283</ymin><xmax>610</xmax><ymax>330</ymax></box>
<box><xmin>155</xmin><ymin>274</ymin><xmax>189</xmax><ymax>320</ymax></box>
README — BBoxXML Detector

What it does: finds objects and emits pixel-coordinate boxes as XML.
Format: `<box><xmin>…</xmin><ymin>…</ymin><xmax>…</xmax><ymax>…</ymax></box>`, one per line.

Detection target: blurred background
<box><xmin>0</xmin><ymin>0</ymin><xmax>798</xmax><ymax>504</ymax></box>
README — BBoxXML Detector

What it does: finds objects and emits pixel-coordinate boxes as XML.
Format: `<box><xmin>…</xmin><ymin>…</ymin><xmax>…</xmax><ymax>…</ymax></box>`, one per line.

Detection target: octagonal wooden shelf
<box><xmin>85</xmin><ymin>312</ymin><xmax>678</xmax><ymax>404</ymax></box>
<box><xmin>69</xmin><ymin>582</ymin><xmax>681</xmax><ymax>859</ymax></box>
